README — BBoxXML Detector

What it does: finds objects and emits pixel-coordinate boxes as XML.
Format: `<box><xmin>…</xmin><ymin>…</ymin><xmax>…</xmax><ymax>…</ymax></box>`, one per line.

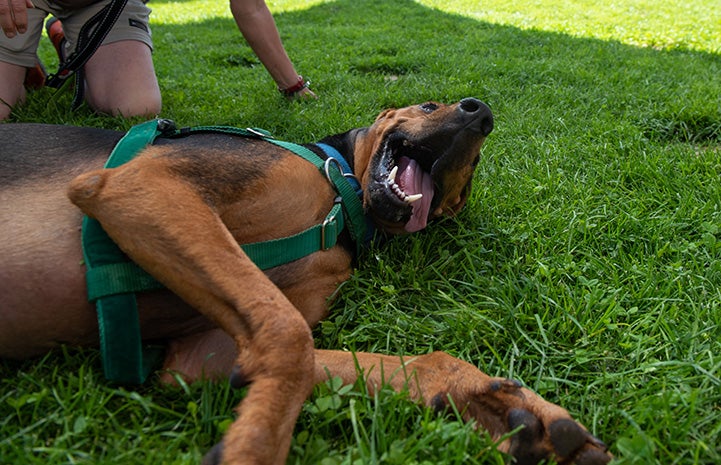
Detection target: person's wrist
<box><xmin>279</xmin><ymin>75</ymin><xmax>310</xmax><ymax>98</ymax></box>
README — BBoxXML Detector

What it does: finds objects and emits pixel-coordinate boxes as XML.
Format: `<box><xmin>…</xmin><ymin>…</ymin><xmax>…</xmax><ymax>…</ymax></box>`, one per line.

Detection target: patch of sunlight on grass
<box><xmin>152</xmin><ymin>0</ymin><xmax>230</xmax><ymax>24</ymax></box>
<box><xmin>152</xmin><ymin>0</ymin><xmax>330</xmax><ymax>24</ymax></box>
<box><xmin>417</xmin><ymin>0</ymin><xmax>721</xmax><ymax>53</ymax></box>
<box><xmin>268</xmin><ymin>0</ymin><xmax>331</xmax><ymax>11</ymax></box>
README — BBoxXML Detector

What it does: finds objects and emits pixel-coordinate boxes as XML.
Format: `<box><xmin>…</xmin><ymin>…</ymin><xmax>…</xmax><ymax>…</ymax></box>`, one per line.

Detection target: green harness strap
<box><xmin>82</xmin><ymin>120</ymin><xmax>165</xmax><ymax>385</ymax></box>
<box><xmin>83</xmin><ymin>119</ymin><xmax>366</xmax><ymax>384</ymax></box>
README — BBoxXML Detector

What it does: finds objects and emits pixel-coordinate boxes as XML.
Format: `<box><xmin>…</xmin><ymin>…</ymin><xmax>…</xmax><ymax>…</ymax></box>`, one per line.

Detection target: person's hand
<box><xmin>0</xmin><ymin>0</ymin><xmax>34</xmax><ymax>38</ymax></box>
<box><xmin>292</xmin><ymin>86</ymin><xmax>317</xmax><ymax>100</ymax></box>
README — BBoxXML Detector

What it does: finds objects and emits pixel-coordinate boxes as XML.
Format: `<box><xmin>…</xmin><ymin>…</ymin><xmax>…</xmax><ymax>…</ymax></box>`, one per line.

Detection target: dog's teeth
<box><xmin>405</xmin><ymin>193</ymin><xmax>423</xmax><ymax>204</ymax></box>
<box><xmin>390</xmin><ymin>180</ymin><xmax>419</xmax><ymax>203</ymax></box>
<box><xmin>388</xmin><ymin>166</ymin><xmax>398</xmax><ymax>183</ymax></box>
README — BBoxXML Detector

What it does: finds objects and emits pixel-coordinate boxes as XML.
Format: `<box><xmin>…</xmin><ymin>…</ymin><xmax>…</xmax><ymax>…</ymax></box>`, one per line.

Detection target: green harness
<box><xmin>83</xmin><ymin>119</ymin><xmax>366</xmax><ymax>384</ymax></box>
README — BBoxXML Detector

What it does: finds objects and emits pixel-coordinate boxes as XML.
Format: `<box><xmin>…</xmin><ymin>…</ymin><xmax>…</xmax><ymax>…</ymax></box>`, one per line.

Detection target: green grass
<box><xmin>2</xmin><ymin>0</ymin><xmax>721</xmax><ymax>463</ymax></box>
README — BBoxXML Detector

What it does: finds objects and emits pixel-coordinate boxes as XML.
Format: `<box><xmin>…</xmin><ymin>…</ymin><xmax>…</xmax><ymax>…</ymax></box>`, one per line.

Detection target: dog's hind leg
<box><xmin>68</xmin><ymin>154</ymin><xmax>313</xmax><ymax>465</ymax></box>
<box><xmin>313</xmin><ymin>350</ymin><xmax>612</xmax><ymax>465</ymax></box>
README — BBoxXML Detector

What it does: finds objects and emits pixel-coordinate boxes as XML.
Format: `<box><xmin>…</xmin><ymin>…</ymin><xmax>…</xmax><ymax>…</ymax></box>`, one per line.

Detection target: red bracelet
<box><xmin>279</xmin><ymin>76</ymin><xmax>310</xmax><ymax>97</ymax></box>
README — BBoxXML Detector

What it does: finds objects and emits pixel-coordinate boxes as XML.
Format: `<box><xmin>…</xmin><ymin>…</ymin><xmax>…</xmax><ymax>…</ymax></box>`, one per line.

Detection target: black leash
<box><xmin>46</xmin><ymin>0</ymin><xmax>128</xmax><ymax>109</ymax></box>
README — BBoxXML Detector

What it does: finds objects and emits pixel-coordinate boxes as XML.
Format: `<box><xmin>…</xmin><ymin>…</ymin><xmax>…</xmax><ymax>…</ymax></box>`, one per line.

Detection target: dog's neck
<box><xmin>307</xmin><ymin>130</ymin><xmax>378</xmax><ymax>249</ymax></box>
<box><xmin>315</xmin><ymin>128</ymin><xmax>367</xmax><ymax>177</ymax></box>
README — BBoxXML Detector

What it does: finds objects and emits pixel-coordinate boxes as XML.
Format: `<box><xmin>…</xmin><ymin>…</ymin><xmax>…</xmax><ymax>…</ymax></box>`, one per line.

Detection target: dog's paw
<box><xmin>504</xmin><ymin>408</ymin><xmax>610</xmax><ymax>465</ymax></box>
<box><xmin>229</xmin><ymin>363</ymin><xmax>250</xmax><ymax>389</ymax></box>
<box><xmin>415</xmin><ymin>353</ymin><xmax>611</xmax><ymax>465</ymax></box>
<box><xmin>201</xmin><ymin>441</ymin><xmax>224</xmax><ymax>465</ymax></box>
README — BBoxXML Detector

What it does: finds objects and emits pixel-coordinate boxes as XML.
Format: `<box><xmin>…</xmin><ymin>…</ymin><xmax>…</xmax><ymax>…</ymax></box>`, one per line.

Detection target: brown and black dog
<box><xmin>0</xmin><ymin>99</ymin><xmax>611</xmax><ymax>465</ymax></box>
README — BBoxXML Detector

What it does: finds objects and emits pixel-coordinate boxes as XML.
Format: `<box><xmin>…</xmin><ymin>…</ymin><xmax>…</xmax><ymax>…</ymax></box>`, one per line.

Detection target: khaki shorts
<box><xmin>0</xmin><ymin>0</ymin><xmax>152</xmax><ymax>68</ymax></box>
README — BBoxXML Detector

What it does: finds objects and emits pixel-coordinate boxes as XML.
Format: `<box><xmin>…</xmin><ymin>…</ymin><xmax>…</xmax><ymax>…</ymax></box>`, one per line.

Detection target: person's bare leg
<box><xmin>0</xmin><ymin>60</ymin><xmax>26</xmax><ymax>120</ymax></box>
<box><xmin>83</xmin><ymin>40</ymin><xmax>161</xmax><ymax>117</ymax></box>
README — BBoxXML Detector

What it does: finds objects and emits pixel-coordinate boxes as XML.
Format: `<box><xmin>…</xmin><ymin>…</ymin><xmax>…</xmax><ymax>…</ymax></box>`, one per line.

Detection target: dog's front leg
<box><xmin>68</xmin><ymin>156</ymin><xmax>313</xmax><ymax>465</ymax></box>
<box><xmin>314</xmin><ymin>350</ymin><xmax>612</xmax><ymax>465</ymax></box>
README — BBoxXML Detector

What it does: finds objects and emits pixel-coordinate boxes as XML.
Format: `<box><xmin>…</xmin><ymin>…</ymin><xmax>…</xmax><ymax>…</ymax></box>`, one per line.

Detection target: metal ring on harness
<box><xmin>324</xmin><ymin>157</ymin><xmax>360</xmax><ymax>186</ymax></box>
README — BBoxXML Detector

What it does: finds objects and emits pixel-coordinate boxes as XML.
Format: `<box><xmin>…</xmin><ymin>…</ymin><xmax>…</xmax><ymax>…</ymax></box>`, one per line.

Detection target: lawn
<box><xmin>2</xmin><ymin>0</ymin><xmax>720</xmax><ymax>464</ymax></box>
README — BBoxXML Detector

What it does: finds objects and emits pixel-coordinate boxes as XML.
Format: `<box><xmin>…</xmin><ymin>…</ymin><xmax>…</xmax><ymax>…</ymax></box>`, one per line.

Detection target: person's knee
<box><xmin>0</xmin><ymin>62</ymin><xmax>28</xmax><ymax>121</ymax></box>
<box><xmin>87</xmin><ymin>87</ymin><xmax>162</xmax><ymax>118</ymax></box>
<box><xmin>118</xmin><ymin>92</ymin><xmax>162</xmax><ymax>118</ymax></box>
<box><xmin>0</xmin><ymin>103</ymin><xmax>13</xmax><ymax>121</ymax></box>
<box><xmin>140</xmin><ymin>96</ymin><xmax>162</xmax><ymax>118</ymax></box>
<box><xmin>82</xmin><ymin>41</ymin><xmax>161</xmax><ymax>118</ymax></box>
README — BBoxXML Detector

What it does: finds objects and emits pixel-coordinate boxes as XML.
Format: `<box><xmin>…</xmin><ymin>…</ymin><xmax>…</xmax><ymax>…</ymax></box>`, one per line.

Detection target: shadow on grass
<box><xmin>20</xmin><ymin>0</ymin><xmax>720</xmax><ymax>145</ymax></box>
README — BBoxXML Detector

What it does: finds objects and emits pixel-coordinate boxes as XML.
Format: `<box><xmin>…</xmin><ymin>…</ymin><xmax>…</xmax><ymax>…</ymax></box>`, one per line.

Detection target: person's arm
<box><xmin>229</xmin><ymin>0</ymin><xmax>316</xmax><ymax>98</ymax></box>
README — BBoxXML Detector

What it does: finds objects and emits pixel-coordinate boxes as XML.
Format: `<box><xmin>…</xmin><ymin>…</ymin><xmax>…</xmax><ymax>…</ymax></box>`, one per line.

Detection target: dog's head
<box><xmin>352</xmin><ymin>98</ymin><xmax>493</xmax><ymax>235</ymax></box>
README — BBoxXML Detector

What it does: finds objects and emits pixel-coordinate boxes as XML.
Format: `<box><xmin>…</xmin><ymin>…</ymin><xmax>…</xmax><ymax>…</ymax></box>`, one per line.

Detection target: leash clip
<box><xmin>156</xmin><ymin>119</ymin><xmax>177</xmax><ymax>135</ymax></box>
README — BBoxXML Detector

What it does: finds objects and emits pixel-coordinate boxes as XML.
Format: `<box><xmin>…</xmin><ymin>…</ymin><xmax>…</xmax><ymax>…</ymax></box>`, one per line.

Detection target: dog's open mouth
<box><xmin>369</xmin><ymin>133</ymin><xmax>436</xmax><ymax>233</ymax></box>
<box><xmin>384</xmin><ymin>152</ymin><xmax>433</xmax><ymax>232</ymax></box>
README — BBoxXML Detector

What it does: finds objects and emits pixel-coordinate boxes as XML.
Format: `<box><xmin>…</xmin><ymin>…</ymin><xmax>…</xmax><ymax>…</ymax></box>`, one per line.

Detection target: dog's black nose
<box><xmin>459</xmin><ymin>98</ymin><xmax>493</xmax><ymax>136</ymax></box>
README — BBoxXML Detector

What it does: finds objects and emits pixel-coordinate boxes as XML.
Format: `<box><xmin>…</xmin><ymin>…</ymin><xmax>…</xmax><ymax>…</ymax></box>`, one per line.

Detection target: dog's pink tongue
<box><xmin>397</xmin><ymin>156</ymin><xmax>434</xmax><ymax>232</ymax></box>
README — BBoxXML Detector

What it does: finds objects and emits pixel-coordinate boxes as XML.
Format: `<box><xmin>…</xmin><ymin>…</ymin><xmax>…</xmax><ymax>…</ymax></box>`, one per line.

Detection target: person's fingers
<box><xmin>0</xmin><ymin>0</ymin><xmax>31</xmax><ymax>37</ymax></box>
<box><xmin>293</xmin><ymin>87</ymin><xmax>317</xmax><ymax>100</ymax></box>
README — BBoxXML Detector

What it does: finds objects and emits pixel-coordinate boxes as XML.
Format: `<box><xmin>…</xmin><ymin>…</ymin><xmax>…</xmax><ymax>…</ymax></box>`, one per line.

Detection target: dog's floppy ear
<box><xmin>374</xmin><ymin>108</ymin><xmax>396</xmax><ymax>121</ymax></box>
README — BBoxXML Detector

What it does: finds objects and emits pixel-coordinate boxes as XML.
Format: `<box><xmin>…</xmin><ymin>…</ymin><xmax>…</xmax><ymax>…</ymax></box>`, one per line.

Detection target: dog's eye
<box><xmin>420</xmin><ymin>102</ymin><xmax>438</xmax><ymax>113</ymax></box>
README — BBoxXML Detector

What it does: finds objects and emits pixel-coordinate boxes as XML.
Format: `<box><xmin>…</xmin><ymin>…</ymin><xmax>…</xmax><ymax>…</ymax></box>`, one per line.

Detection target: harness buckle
<box><xmin>321</xmin><ymin>197</ymin><xmax>342</xmax><ymax>250</ymax></box>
